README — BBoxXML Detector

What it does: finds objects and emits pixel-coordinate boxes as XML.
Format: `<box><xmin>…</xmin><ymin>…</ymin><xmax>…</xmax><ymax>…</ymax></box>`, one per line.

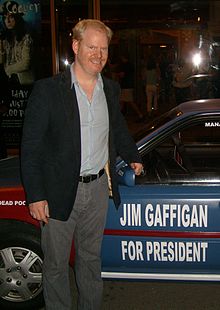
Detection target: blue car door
<box><xmin>102</xmin><ymin>117</ymin><xmax>220</xmax><ymax>281</ymax></box>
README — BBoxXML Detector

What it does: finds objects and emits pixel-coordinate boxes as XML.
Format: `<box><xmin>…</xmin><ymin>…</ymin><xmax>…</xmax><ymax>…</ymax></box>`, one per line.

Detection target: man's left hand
<box><xmin>130</xmin><ymin>162</ymin><xmax>143</xmax><ymax>175</ymax></box>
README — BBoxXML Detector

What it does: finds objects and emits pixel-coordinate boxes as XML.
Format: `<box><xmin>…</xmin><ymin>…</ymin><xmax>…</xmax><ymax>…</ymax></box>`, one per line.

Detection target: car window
<box><xmin>136</xmin><ymin>118</ymin><xmax>220</xmax><ymax>185</ymax></box>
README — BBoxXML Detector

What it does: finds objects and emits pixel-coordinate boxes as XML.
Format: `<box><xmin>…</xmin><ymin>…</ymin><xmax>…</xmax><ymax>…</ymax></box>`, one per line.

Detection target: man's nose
<box><xmin>95</xmin><ymin>48</ymin><xmax>102</xmax><ymax>58</ymax></box>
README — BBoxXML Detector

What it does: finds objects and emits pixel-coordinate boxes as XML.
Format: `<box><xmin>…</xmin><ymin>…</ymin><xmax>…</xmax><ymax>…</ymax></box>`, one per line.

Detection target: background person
<box><xmin>21</xmin><ymin>19</ymin><xmax>143</xmax><ymax>310</ymax></box>
<box><xmin>172</xmin><ymin>58</ymin><xmax>192</xmax><ymax>104</ymax></box>
<box><xmin>118</xmin><ymin>55</ymin><xmax>144</xmax><ymax>122</ymax></box>
<box><xmin>145</xmin><ymin>57</ymin><xmax>160</xmax><ymax>118</ymax></box>
<box><xmin>0</xmin><ymin>0</ymin><xmax>34</xmax><ymax>85</ymax></box>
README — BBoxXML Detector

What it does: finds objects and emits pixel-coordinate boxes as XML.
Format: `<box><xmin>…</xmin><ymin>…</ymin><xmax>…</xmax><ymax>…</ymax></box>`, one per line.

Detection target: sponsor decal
<box><xmin>120</xmin><ymin>203</ymin><xmax>208</xmax><ymax>228</ymax></box>
<box><xmin>205</xmin><ymin>122</ymin><xmax>220</xmax><ymax>127</ymax></box>
<box><xmin>121</xmin><ymin>240</ymin><xmax>208</xmax><ymax>262</ymax></box>
<box><xmin>0</xmin><ymin>200</ymin><xmax>26</xmax><ymax>206</ymax></box>
<box><xmin>119</xmin><ymin>203</ymin><xmax>209</xmax><ymax>263</ymax></box>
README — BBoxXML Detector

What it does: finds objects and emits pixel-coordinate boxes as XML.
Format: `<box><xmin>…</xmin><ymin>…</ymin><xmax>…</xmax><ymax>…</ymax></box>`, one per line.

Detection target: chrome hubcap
<box><xmin>0</xmin><ymin>247</ymin><xmax>43</xmax><ymax>302</ymax></box>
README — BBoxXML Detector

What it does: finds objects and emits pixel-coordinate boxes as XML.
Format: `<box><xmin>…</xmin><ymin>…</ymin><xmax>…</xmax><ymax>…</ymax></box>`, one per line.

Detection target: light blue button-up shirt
<box><xmin>70</xmin><ymin>65</ymin><xmax>109</xmax><ymax>175</ymax></box>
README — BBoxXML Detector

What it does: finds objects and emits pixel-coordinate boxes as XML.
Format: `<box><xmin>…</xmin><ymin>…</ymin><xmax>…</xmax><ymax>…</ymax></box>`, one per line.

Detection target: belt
<box><xmin>79</xmin><ymin>168</ymin><xmax>105</xmax><ymax>183</ymax></box>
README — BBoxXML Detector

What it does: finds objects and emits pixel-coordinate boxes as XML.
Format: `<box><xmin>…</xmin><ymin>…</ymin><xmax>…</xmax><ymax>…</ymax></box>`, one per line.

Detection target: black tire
<box><xmin>0</xmin><ymin>220</ymin><xmax>44</xmax><ymax>310</ymax></box>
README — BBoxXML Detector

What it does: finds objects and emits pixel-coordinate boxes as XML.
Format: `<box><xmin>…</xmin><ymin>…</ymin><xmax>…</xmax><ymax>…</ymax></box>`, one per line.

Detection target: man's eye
<box><xmin>89</xmin><ymin>46</ymin><xmax>96</xmax><ymax>50</ymax></box>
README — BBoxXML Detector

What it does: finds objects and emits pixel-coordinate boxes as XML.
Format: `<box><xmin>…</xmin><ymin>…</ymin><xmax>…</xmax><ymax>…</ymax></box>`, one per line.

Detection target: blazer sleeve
<box><xmin>20</xmin><ymin>79</ymin><xmax>50</xmax><ymax>204</ymax></box>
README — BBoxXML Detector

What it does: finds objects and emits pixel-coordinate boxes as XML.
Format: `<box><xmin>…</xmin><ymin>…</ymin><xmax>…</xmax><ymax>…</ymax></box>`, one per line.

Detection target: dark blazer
<box><xmin>21</xmin><ymin>68</ymin><xmax>142</xmax><ymax>220</ymax></box>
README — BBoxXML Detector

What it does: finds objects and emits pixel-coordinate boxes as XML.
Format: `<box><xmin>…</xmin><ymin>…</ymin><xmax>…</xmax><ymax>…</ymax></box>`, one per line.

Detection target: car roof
<box><xmin>134</xmin><ymin>99</ymin><xmax>220</xmax><ymax>143</ymax></box>
<box><xmin>133</xmin><ymin>98</ymin><xmax>220</xmax><ymax>154</ymax></box>
<box><xmin>175</xmin><ymin>99</ymin><xmax>220</xmax><ymax>114</ymax></box>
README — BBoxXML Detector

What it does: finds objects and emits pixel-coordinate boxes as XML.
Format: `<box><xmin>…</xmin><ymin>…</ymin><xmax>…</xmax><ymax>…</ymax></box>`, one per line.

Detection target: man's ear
<box><xmin>72</xmin><ymin>40</ymin><xmax>79</xmax><ymax>55</ymax></box>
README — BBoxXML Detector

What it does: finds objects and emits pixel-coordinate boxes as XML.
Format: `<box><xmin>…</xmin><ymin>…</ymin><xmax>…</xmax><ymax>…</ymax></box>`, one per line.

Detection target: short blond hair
<box><xmin>72</xmin><ymin>19</ymin><xmax>113</xmax><ymax>44</ymax></box>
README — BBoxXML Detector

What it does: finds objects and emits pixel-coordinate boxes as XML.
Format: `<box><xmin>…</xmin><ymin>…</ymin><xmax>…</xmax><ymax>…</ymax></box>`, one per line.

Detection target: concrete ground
<box><xmin>102</xmin><ymin>280</ymin><xmax>220</xmax><ymax>310</ymax></box>
<box><xmin>39</xmin><ymin>267</ymin><xmax>220</xmax><ymax>310</ymax></box>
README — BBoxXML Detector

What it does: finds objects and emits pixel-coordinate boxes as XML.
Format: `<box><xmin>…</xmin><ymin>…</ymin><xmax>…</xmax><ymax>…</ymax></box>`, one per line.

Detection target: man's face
<box><xmin>4</xmin><ymin>13</ymin><xmax>16</xmax><ymax>29</ymax></box>
<box><xmin>72</xmin><ymin>27</ymin><xmax>109</xmax><ymax>76</ymax></box>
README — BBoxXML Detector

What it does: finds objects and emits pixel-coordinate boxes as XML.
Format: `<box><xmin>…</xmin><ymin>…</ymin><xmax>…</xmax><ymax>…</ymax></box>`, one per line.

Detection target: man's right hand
<box><xmin>29</xmin><ymin>200</ymin><xmax>50</xmax><ymax>224</ymax></box>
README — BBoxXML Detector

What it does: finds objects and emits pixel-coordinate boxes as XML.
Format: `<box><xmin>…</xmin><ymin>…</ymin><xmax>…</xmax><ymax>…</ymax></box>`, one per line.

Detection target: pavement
<box><xmin>103</xmin><ymin>280</ymin><xmax>220</xmax><ymax>310</ymax></box>
<box><xmin>39</xmin><ymin>267</ymin><xmax>220</xmax><ymax>310</ymax></box>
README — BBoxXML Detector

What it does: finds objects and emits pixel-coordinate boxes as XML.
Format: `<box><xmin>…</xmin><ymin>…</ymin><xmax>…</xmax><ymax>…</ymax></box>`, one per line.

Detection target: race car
<box><xmin>1</xmin><ymin>99</ymin><xmax>220</xmax><ymax>309</ymax></box>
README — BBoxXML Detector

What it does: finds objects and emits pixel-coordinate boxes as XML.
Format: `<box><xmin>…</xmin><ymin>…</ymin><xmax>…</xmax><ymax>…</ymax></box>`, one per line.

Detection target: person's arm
<box><xmin>29</xmin><ymin>200</ymin><xmax>50</xmax><ymax>224</ymax></box>
<box><xmin>130</xmin><ymin>162</ymin><xmax>143</xmax><ymax>175</ymax></box>
<box><xmin>21</xmin><ymin>80</ymin><xmax>49</xmax><ymax>207</ymax></box>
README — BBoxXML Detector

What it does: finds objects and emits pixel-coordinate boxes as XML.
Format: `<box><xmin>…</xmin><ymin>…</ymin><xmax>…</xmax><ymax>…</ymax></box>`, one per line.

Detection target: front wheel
<box><xmin>0</xmin><ymin>220</ymin><xmax>44</xmax><ymax>310</ymax></box>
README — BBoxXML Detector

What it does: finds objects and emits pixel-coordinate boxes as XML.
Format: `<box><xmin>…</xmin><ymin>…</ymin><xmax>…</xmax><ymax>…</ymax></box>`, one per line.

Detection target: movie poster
<box><xmin>0</xmin><ymin>0</ymin><xmax>41</xmax><ymax>153</ymax></box>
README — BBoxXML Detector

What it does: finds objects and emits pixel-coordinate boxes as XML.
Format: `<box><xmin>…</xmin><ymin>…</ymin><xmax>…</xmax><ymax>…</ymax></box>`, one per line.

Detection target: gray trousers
<box><xmin>41</xmin><ymin>172</ymin><xmax>109</xmax><ymax>310</ymax></box>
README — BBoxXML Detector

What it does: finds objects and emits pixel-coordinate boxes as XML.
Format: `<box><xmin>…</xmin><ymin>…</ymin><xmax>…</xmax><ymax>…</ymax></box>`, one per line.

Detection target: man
<box><xmin>172</xmin><ymin>58</ymin><xmax>192</xmax><ymax>104</ymax></box>
<box><xmin>21</xmin><ymin>19</ymin><xmax>143</xmax><ymax>310</ymax></box>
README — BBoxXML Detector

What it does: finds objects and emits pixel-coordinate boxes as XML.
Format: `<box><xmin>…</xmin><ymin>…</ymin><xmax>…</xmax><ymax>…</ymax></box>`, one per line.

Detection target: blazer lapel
<box><xmin>59</xmin><ymin>68</ymin><xmax>81</xmax><ymax>139</ymax></box>
<box><xmin>102</xmin><ymin>76</ymin><xmax>114</xmax><ymax>126</ymax></box>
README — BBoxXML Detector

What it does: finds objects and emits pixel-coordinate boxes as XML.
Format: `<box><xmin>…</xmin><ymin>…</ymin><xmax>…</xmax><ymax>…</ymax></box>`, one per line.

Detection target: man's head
<box><xmin>72</xmin><ymin>19</ymin><xmax>113</xmax><ymax>44</ymax></box>
<box><xmin>72</xmin><ymin>19</ymin><xmax>113</xmax><ymax>76</ymax></box>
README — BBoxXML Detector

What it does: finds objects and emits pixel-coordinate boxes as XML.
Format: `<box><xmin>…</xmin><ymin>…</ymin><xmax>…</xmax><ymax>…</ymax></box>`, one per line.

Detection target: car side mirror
<box><xmin>117</xmin><ymin>165</ymin><xmax>135</xmax><ymax>187</ymax></box>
